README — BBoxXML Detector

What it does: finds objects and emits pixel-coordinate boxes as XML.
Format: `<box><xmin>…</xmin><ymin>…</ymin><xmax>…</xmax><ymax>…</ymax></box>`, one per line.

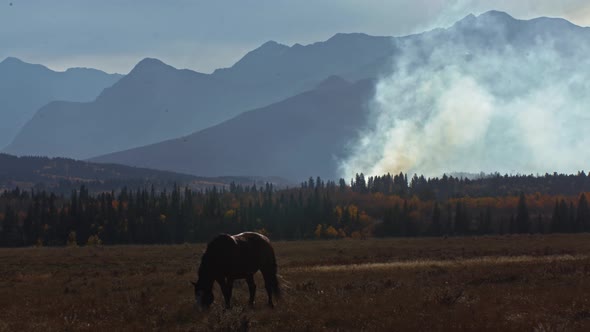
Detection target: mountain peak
<box><xmin>135</xmin><ymin>57</ymin><xmax>168</xmax><ymax>68</ymax></box>
<box><xmin>478</xmin><ymin>10</ymin><xmax>515</xmax><ymax>21</ymax></box>
<box><xmin>260</xmin><ymin>40</ymin><xmax>287</xmax><ymax>49</ymax></box>
<box><xmin>249</xmin><ymin>40</ymin><xmax>289</xmax><ymax>56</ymax></box>
<box><xmin>129</xmin><ymin>58</ymin><xmax>174</xmax><ymax>75</ymax></box>
<box><xmin>457</xmin><ymin>13</ymin><xmax>476</xmax><ymax>24</ymax></box>
<box><xmin>1</xmin><ymin>56</ymin><xmax>25</xmax><ymax>66</ymax></box>
<box><xmin>0</xmin><ymin>57</ymin><xmax>53</xmax><ymax>74</ymax></box>
<box><xmin>327</xmin><ymin>32</ymin><xmax>371</xmax><ymax>43</ymax></box>
<box><xmin>451</xmin><ymin>10</ymin><xmax>516</xmax><ymax>31</ymax></box>
<box><xmin>221</xmin><ymin>40</ymin><xmax>289</xmax><ymax>72</ymax></box>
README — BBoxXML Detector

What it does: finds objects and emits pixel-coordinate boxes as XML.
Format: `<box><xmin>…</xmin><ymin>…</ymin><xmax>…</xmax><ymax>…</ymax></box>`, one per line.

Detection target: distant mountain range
<box><xmin>3</xmin><ymin>33</ymin><xmax>396</xmax><ymax>159</ymax></box>
<box><xmin>91</xmin><ymin>76</ymin><xmax>374</xmax><ymax>180</ymax></box>
<box><xmin>3</xmin><ymin>10</ymin><xmax>589</xmax><ymax>182</ymax></box>
<box><xmin>91</xmin><ymin>11</ymin><xmax>590</xmax><ymax>180</ymax></box>
<box><xmin>0</xmin><ymin>57</ymin><xmax>121</xmax><ymax>149</ymax></box>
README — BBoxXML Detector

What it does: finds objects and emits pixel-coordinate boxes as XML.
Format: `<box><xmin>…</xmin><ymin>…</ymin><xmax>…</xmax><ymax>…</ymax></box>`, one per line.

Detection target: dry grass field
<box><xmin>2</xmin><ymin>235</ymin><xmax>590</xmax><ymax>331</ymax></box>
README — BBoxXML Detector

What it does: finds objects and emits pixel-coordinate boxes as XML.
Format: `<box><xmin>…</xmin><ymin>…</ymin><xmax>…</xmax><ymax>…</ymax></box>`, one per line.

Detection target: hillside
<box><xmin>4</xmin><ymin>34</ymin><xmax>396</xmax><ymax>159</ymax></box>
<box><xmin>90</xmin><ymin>12</ymin><xmax>590</xmax><ymax>181</ymax></box>
<box><xmin>7</xmin><ymin>11</ymin><xmax>590</xmax><ymax>179</ymax></box>
<box><xmin>0</xmin><ymin>57</ymin><xmax>121</xmax><ymax>149</ymax></box>
<box><xmin>0</xmin><ymin>154</ymin><xmax>289</xmax><ymax>192</ymax></box>
<box><xmin>91</xmin><ymin>77</ymin><xmax>374</xmax><ymax>181</ymax></box>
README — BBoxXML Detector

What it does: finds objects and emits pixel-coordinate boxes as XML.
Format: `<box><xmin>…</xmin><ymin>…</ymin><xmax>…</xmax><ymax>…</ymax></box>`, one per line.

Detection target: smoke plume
<box><xmin>340</xmin><ymin>12</ymin><xmax>590</xmax><ymax>179</ymax></box>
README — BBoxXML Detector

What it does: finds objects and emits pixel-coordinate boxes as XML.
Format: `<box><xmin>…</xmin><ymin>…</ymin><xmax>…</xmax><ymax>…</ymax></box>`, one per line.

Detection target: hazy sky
<box><xmin>2</xmin><ymin>0</ymin><xmax>590</xmax><ymax>74</ymax></box>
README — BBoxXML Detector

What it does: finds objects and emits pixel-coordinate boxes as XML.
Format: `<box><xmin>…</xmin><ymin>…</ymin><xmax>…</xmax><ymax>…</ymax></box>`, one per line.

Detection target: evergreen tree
<box><xmin>431</xmin><ymin>202</ymin><xmax>441</xmax><ymax>236</ymax></box>
<box><xmin>576</xmin><ymin>193</ymin><xmax>590</xmax><ymax>232</ymax></box>
<box><xmin>516</xmin><ymin>192</ymin><xmax>530</xmax><ymax>233</ymax></box>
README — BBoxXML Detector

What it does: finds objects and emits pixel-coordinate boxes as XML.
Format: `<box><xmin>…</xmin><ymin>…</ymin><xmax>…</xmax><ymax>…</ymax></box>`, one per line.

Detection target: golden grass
<box><xmin>2</xmin><ymin>235</ymin><xmax>590</xmax><ymax>331</ymax></box>
<box><xmin>293</xmin><ymin>254</ymin><xmax>588</xmax><ymax>273</ymax></box>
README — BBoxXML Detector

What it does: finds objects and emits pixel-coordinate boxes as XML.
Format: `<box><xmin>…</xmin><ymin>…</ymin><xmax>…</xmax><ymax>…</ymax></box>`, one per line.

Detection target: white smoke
<box><xmin>340</xmin><ymin>17</ymin><xmax>590</xmax><ymax>179</ymax></box>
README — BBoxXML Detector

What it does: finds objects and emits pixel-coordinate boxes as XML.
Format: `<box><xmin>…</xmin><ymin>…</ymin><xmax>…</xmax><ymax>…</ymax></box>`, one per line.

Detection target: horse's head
<box><xmin>191</xmin><ymin>278</ymin><xmax>214</xmax><ymax>309</ymax></box>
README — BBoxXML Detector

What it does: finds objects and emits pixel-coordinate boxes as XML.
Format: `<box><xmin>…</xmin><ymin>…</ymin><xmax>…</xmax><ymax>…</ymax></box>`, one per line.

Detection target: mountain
<box><xmin>90</xmin><ymin>11</ymin><xmax>590</xmax><ymax>181</ymax></box>
<box><xmin>91</xmin><ymin>77</ymin><xmax>374</xmax><ymax>181</ymax></box>
<box><xmin>7</xmin><ymin>11</ymin><xmax>589</xmax><ymax>176</ymax></box>
<box><xmin>0</xmin><ymin>153</ymin><xmax>290</xmax><ymax>193</ymax></box>
<box><xmin>4</xmin><ymin>34</ymin><xmax>397</xmax><ymax>159</ymax></box>
<box><xmin>0</xmin><ymin>57</ymin><xmax>122</xmax><ymax>149</ymax></box>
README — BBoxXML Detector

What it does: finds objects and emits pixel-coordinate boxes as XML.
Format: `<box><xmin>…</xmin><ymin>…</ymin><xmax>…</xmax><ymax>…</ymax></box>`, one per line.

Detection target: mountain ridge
<box><xmin>88</xmin><ymin>11</ymin><xmax>590</xmax><ymax>180</ymax></box>
<box><xmin>0</xmin><ymin>57</ymin><xmax>122</xmax><ymax>149</ymax></box>
<box><xmin>90</xmin><ymin>77</ymin><xmax>375</xmax><ymax>180</ymax></box>
<box><xmin>4</xmin><ymin>30</ymin><xmax>398</xmax><ymax>159</ymax></box>
<box><xmin>5</xmin><ymin>11</ymin><xmax>590</xmax><ymax>180</ymax></box>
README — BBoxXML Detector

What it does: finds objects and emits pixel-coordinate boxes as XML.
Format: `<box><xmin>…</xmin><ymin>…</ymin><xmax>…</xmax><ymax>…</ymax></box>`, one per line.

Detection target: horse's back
<box><xmin>232</xmin><ymin>232</ymin><xmax>276</xmax><ymax>273</ymax></box>
<box><xmin>232</xmin><ymin>232</ymin><xmax>270</xmax><ymax>245</ymax></box>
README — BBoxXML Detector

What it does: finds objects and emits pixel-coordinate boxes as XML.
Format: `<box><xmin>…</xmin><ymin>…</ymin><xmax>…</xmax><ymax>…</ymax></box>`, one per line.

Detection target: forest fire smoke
<box><xmin>340</xmin><ymin>21</ymin><xmax>590</xmax><ymax>179</ymax></box>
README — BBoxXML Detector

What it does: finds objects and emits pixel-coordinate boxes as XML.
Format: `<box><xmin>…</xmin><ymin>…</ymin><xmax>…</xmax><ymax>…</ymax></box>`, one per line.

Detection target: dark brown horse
<box><xmin>192</xmin><ymin>232</ymin><xmax>280</xmax><ymax>309</ymax></box>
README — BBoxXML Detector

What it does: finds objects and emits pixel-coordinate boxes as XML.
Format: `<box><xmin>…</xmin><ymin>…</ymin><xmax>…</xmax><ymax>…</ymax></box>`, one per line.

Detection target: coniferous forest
<box><xmin>1</xmin><ymin>172</ymin><xmax>590</xmax><ymax>247</ymax></box>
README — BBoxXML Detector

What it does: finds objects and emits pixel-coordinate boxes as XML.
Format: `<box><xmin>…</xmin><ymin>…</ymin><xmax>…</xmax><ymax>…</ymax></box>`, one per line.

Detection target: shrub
<box><xmin>87</xmin><ymin>235</ymin><xmax>102</xmax><ymax>246</ymax></box>
<box><xmin>67</xmin><ymin>231</ymin><xmax>77</xmax><ymax>247</ymax></box>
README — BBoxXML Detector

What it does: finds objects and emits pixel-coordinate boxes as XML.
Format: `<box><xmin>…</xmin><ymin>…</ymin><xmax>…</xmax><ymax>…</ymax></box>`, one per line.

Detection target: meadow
<box><xmin>2</xmin><ymin>235</ymin><xmax>590</xmax><ymax>331</ymax></box>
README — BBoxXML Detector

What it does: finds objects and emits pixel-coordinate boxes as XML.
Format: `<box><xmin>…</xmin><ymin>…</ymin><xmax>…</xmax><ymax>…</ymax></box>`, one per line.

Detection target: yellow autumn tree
<box><xmin>224</xmin><ymin>209</ymin><xmax>236</xmax><ymax>220</ymax></box>
<box><xmin>314</xmin><ymin>224</ymin><xmax>323</xmax><ymax>238</ymax></box>
<box><xmin>325</xmin><ymin>226</ymin><xmax>338</xmax><ymax>238</ymax></box>
<box><xmin>67</xmin><ymin>231</ymin><xmax>77</xmax><ymax>247</ymax></box>
<box><xmin>334</xmin><ymin>205</ymin><xmax>343</xmax><ymax>223</ymax></box>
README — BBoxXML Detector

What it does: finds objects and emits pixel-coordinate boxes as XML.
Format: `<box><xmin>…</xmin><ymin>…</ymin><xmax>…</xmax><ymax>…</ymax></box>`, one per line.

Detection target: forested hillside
<box><xmin>0</xmin><ymin>153</ymin><xmax>288</xmax><ymax>194</ymax></box>
<box><xmin>2</xmin><ymin>172</ymin><xmax>590</xmax><ymax>247</ymax></box>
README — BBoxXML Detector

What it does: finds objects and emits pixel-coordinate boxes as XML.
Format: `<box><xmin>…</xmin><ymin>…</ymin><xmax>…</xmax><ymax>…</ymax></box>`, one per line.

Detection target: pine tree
<box><xmin>431</xmin><ymin>202</ymin><xmax>441</xmax><ymax>236</ymax></box>
<box><xmin>516</xmin><ymin>192</ymin><xmax>530</xmax><ymax>233</ymax></box>
<box><xmin>551</xmin><ymin>200</ymin><xmax>560</xmax><ymax>233</ymax></box>
<box><xmin>576</xmin><ymin>193</ymin><xmax>590</xmax><ymax>232</ymax></box>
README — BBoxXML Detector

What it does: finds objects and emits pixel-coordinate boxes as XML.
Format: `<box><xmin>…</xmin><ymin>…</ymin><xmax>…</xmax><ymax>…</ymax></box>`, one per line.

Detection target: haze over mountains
<box><xmin>91</xmin><ymin>76</ymin><xmax>374</xmax><ymax>180</ymax></box>
<box><xmin>0</xmin><ymin>58</ymin><xmax>121</xmax><ymax>149</ymax></box>
<box><xmin>3</xmin><ymin>11</ymin><xmax>590</xmax><ymax>181</ymax></box>
<box><xmin>4</xmin><ymin>33</ymin><xmax>396</xmax><ymax>159</ymax></box>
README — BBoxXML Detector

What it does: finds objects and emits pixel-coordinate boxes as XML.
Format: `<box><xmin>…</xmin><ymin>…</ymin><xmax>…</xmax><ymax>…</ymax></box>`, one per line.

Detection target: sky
<box><xmin>2</xmin><ymin>0</ymin><xmax>590</xmax><ymax>74</ymax></box>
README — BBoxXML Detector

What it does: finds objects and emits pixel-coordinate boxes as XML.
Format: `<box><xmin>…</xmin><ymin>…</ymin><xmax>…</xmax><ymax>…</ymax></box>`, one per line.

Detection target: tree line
<box><xmin>2</xmin><ymin>172</ymin><xmax>590</xmax><ymax>247</ymax></box>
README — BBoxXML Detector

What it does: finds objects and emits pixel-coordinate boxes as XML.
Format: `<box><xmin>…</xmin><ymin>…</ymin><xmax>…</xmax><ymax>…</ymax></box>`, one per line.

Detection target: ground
<box><xmin>2</xmin><ymin>235</ymin><xmax>590</xmax><ymax>331</ymax></box>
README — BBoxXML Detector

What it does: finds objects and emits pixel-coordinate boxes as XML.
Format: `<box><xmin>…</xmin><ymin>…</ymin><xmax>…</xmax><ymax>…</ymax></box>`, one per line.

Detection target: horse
<box><xmin>192</xmin><ymin>232</ymin><xmax>280</xmax><ymax>309</ymax></box>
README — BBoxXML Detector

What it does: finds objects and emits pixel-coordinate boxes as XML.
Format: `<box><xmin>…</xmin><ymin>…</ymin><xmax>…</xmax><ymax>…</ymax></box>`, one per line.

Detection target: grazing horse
<box><xmin>192</xmin><ymin>232</ymin><xmax>280</xmax><ymax>309</ymax></box>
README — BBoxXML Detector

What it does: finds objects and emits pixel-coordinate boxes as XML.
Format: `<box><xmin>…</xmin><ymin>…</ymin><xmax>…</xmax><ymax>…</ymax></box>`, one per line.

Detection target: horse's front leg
<box><xmin>218</xmin><ymin>278</ymin><xmax>234</xmax><ymax>309</ymax></box>
<box><xmin>246</xmin><ymin>274</ymin><xmax>256</xmax><ymax>306</ymax></box>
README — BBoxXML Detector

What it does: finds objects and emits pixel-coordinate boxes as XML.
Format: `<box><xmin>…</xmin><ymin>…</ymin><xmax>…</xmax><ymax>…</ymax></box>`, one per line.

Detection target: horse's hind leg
<box><xmin>246</xmin><ymin>274</ymin><xmax>256</xmax><ymax>306</ymax></box>
<box><xmin>261</xmin><ymin>271</ymin><xmax>275</xmax><ymax>308</ymax></box>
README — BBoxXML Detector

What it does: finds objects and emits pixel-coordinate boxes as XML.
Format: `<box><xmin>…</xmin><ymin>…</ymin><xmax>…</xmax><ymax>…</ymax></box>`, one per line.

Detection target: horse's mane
<box><xmin>207</xmin><ymin>233</ymin><xmax>237</xmax><ymax>250</ymax></box>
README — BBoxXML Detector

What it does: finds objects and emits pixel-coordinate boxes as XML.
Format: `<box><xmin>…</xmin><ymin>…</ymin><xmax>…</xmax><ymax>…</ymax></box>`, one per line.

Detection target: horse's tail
<box><xmin>269</xmin><ymin>253</ymin><xmax>281</xmax><ymax>299</ymax></box>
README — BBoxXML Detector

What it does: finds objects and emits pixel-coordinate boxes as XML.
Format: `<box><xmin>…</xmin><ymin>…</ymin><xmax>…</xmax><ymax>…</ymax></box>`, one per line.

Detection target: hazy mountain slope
<box><xmin>5</xmin><ymin>59</ymin><xmax>247</xmax><ymax>158</ymax></box>
<box><xmin>0</xmin><ymin>153</ymin><xmax>290</xmax><ymax>192</ymax></box>
<box><xmin>0</xmin><ymin>57</ymin><xmax>121</xmax><ymax>149</ymax></box>
<box><xmin>92</xmin><ymin>11</ymin><xmax>590</xmax><ymax>181</ymax></box>
<box><xmin>4</xmin><ymin>34</ymin><xmax>397</xmax><ymax>159</ymax></box>
<box><xmin>0</xmin><ymin>153</ymin><xmax>194</xmax><ymax>183</ymax></box>
<box><xmin>91</xmin><ymin>77</ymin><xmax>374</xmax><ymax>181</ymax></box>
<box><xmin>212</xmin><ymin>33</ymin><xmax>396</xmax><ymax>92</ymax></box>
<box><xmin>8</xmin><ymin>10</ymin><xmax>589</xmax><ymax>171</ymax></box>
